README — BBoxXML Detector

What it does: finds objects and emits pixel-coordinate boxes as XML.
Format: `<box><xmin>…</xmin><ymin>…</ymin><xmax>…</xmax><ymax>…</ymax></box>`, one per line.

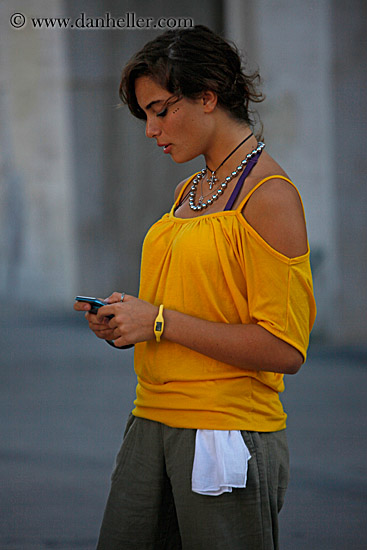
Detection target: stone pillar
<box><xmin>224</xmin><ymin>0</ymin><xmax>339</xmax><ymax>340</ymax></box>
<box><xmin>1</xmin><ymin>0</ymin><xmax>221</xmax><ymax>307</ymax></box>
<box><xmin>0</xmin><ymin>0</ymin><xmax>76</xmax><ymax>306</ymax></box>
<box><xmin>331</xmin><ymin>0</ymin><xmax>367</xmax><ymax>344</ymax></box>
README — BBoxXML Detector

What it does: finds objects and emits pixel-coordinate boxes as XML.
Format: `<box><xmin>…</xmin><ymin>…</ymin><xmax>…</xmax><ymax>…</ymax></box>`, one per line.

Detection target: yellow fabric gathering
<box><xmin>133</xmin><ymin>174</ymin><xmax>317</xmax><ymax>432</ymax></box>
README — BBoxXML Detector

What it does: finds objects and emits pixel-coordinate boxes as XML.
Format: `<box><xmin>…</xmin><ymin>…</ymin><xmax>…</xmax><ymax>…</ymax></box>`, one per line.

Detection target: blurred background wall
<box><xmin>1</xmin><ymin>0</ymin><xmax>366</xmax><ymax>344</ymax></box>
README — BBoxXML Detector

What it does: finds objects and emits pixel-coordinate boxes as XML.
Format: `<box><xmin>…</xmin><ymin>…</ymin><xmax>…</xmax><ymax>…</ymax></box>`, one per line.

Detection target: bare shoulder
<box><xmin>243</xmin><ymin>176</ymin><xmax>309</xmax><ymax>258</ymax></box>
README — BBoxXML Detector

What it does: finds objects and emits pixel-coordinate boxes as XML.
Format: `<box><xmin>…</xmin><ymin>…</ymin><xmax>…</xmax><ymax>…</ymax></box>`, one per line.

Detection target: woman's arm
<box><xmin>163</xmin><ymin>310</ymin><xmax>303</xmax><ymax>374</ymax></box>
<box><xmin>96</xmin><ymin>179</ymin><xmax>309</xmax><ymax>375</ymax></box>
<box><xmin>96</xmin><ymin>297</ymin><xmax>303</xmax><ymax>374</ymax></box>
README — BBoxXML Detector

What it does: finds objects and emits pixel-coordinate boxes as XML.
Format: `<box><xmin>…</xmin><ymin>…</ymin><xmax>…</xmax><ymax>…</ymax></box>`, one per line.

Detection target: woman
<box><xmin>75</xmin><ymin>25</ymin><xmax>316</xmax><ymax>550</ymax></box>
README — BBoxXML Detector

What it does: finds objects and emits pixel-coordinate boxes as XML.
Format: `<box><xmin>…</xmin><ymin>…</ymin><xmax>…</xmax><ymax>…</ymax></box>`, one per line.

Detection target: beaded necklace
<box><xmin>189</xmin><ymin>142</ymin><xmax>265</xmax><ymax>211</ymax></box>
<box><xmin>205</xmin><ymin>132</ymin><xmax>253</xmax><ymax>189</ymax></box>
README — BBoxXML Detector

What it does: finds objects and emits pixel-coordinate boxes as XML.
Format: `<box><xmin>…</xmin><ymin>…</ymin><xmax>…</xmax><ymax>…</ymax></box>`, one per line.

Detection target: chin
<box><xmin>171</xmin><ymin>156</ymin><xmax>188</xmax><ymax>164</ymax></box>
<box><xmin>171</xmin><ymin>149</ymin><xmax>199</xmax><ymax>164</ymax></box>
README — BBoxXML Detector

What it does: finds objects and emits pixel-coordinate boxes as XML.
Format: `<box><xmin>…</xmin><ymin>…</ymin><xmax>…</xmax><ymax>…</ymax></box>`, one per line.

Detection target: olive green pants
<box><xmin>97</xmin><ymin>415</ymin><xmax>289</xmax><ymax>550</ymax></box>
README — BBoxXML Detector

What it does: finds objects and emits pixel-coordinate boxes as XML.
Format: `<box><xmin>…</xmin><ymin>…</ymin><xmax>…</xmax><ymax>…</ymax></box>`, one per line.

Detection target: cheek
<box><xmin>168</xmin><ymin>109</ymin><xmax>206</xmax><ymax>160</ymax></box>
<box><xmin>171</xmin><ymin>105</ymin><xmax>199</xmax><ymax>128</ymax></box>
<box><xmin>178</xmin><ymin>115</ymin><xmax>202</xmax><ymax>142</ymax></box>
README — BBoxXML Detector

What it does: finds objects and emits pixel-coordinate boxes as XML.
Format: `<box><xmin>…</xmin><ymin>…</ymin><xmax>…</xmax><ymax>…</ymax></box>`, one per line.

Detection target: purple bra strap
<box><xmin>224</xmin><ymin>150</ymin><xmax>262</xmax><ymax>211</ymax></box>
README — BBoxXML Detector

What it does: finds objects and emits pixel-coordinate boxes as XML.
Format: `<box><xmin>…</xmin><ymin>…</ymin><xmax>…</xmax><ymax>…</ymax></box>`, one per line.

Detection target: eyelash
<box><xmin>157</xmin><ymin>108</ymin><xmax>168</xmax><ymax>118</ymax></box>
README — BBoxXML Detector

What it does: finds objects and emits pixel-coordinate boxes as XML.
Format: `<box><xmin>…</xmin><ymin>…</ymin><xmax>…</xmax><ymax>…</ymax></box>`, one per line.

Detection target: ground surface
<box><xmin>1</xmin><ymin>309</ymin><xmax>366</xmax><ymax>549</ymax></box>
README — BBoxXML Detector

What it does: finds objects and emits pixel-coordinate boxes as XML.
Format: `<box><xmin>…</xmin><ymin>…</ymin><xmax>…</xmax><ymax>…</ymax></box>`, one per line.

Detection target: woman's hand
<box><xmin>94</xmin><ymin>292</ymin><xmax>158</xmax><ymax>347</ymax></box>
<box><xmin>74</xmin><ymin>295</ymin><xmax>116</xmax><ymax>341</ymax></box>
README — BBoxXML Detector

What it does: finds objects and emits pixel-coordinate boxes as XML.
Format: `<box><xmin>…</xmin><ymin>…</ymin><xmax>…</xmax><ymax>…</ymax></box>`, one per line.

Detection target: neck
<box><xmin>203</xmin><ymin>125</ymin><xmax>257</xmax><ymax>182</ymax></box>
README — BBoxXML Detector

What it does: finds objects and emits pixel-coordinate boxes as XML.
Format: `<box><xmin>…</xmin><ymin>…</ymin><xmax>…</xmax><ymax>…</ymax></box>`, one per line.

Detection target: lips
<box><xmin>158</xmin><ymin>143</ymin><xmax>172</xmax><ymax>154</ymax></box>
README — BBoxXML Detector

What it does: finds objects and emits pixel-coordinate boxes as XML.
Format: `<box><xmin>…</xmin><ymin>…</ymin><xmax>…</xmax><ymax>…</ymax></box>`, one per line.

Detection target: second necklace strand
<box><xmin>189</xmin><ymin>142</ymin><xmax>265</xmax><ymax>211</ymax></box>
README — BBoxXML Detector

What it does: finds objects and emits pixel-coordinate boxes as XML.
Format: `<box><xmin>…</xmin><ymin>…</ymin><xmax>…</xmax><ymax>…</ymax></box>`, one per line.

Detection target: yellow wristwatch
<box><xmin>154</xmin><ymin>304</ymin><xmax>165</xmax><ymax>342</ymax></box>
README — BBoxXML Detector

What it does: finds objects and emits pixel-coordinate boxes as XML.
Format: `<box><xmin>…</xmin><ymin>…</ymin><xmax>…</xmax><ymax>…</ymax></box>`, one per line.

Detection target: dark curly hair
<box><xmin>119</xmin><ymin>25</ymin><xmax>264</xmax><ymax>136</ymax></box>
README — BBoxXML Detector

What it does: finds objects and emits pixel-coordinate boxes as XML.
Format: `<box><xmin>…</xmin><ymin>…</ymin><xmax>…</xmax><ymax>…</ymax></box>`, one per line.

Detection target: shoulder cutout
<box><xmin>243</xmin><ymin>178</ymin><xmax>309</xmax><ymax>258</ymax></box>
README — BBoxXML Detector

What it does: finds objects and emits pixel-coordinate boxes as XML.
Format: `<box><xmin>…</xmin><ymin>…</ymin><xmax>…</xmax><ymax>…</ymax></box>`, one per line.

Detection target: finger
<box><xmin>85</xmin><ymin>312</ymin><xmax>99</xmax><ymax>322</ymax></box>
<box><xmin>93</xmin><ymin>327</ymin><xmax>113</xmax><ymax>336</ymax></box>
<box><xmin>96</xmin><ymin>304</ymin><xmax>117</xmax><ymax>321</ymax></box>
<box><xmin>104</xmin><ymin>292</ymin><xmax>124</xmax><ymax>304</ymax></box>
<box><xmin>113</xmin><ymin>335</ymin><xmax>132</xmax><ymax>348</ymax></box>
<box><xmin>105</xmin><ymin>315</ymin><xmax>118</xmax><ymax>328</ymax></box>
<box><xmin>111</xmin><ymin>327</ymin><xmax>121</xmax><ymax>341</ymax></box>
<box><xmin>74</xmin><ymin>301</ymin><xmax>91</xmax><ymax>312</ymax></box>
<box><xmin>88</xmin><ymin>319</ymin><xmax>110</xmax><ymax>330</ymax></box>
<box><xmin>94</xmin><ymin>329</ymin><xmax>115</xmax><ymax>340</ymax></box>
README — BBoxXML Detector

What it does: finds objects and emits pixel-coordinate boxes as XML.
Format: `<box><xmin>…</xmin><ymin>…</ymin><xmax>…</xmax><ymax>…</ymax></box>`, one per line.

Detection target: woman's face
<box><xmin>134</xmin><ymin>76</ymin><xmax>214</xmax><ymax>163</ymax></box>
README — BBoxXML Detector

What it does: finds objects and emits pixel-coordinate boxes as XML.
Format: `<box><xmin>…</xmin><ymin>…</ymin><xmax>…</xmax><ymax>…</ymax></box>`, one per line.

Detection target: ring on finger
<box><xmin>120</xmin><ymin>292</ymin><xmax>125</xmax><ymax>302</ymax></box>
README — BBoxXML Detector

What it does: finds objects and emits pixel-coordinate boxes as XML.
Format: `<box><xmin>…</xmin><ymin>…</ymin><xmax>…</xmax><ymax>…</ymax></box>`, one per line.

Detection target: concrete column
<box><xmin>0</xmin><ymin>0</ymin><xmax>76</xmax><ymax>306</ymax></box>
<box><xmin>224</xmin><ymin>0</ymin><xmax>339</xmax><ymax>340</ymax></box>
<box><xmin>331</xmin><ymin>0</ymin><xmax>367</xmax><ymax>343</ymax></box>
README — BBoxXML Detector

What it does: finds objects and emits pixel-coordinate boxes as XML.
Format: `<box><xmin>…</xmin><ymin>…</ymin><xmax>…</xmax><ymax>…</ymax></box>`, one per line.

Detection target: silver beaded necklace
<box><xmin>188</xmin><ymin>142</ymin><xmax>265</xmax><ymax>211</ymax></box>
<box><xmin>205</xmin><ymin>132</ymin><xmax>254</xmax><ymax>189</ymax></box>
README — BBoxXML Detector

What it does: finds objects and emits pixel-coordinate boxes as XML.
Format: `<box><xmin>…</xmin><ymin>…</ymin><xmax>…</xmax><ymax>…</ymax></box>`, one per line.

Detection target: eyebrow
<box><xmin>145</xmin><ymin>99</ymin><xmax>166</xmax><ymax>111</ymax></box>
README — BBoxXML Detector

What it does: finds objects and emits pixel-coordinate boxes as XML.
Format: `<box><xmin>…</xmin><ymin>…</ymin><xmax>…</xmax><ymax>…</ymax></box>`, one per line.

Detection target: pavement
<box><xmin>1</xmin><ymin>308</ymin><xmax>366</xmax><ymax>549</ymax></box>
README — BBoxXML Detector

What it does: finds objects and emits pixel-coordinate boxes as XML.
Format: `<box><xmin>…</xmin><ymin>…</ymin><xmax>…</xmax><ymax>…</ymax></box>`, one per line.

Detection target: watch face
<box><xmin>155</xmin><ymin>321</ymin><xmax>163</xmax><ymax>331</ymax></box>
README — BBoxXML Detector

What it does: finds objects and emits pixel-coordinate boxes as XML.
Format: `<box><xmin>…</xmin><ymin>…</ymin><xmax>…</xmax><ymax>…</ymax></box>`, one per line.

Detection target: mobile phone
<box><xmin>75</xmin><ymin>295</ymin><xmax>133</xmax><ymax>349</ymax></box>
<box><xmin>75</xmin><ymin>296</ymin><xmax>111</xmax><ymax>316</ymax></box>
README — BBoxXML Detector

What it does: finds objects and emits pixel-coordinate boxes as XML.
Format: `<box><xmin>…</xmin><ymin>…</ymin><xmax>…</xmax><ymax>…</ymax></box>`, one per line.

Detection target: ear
<box><xmin>201</xmin><ymin>90</ymin><xmax>218</xmax><ymax>113</ymax></box>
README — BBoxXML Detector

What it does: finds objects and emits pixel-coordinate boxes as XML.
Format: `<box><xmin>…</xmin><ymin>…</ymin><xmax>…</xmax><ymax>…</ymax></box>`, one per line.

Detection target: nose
<box><xmin>145</xmin><ymin>117</ymin><xmax>161</xmax><ymax>139</ymax></box>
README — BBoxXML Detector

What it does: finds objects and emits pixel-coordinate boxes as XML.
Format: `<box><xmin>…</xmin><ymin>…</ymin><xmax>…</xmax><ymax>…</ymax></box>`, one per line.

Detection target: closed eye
<box><xmin>157</xmin><ymin>108</ymin><xmax>168</xmax><ymax>118</ymax></box>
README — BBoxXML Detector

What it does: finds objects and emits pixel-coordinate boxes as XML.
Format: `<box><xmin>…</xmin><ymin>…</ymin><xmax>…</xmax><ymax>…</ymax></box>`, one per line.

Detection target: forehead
<box><xmin>134</xmin><ymin>76</ymin><xmax>171</xmax><ymax>110</ymax></box>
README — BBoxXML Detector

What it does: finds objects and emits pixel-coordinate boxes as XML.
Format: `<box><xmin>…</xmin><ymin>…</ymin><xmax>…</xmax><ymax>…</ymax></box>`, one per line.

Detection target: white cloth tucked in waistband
<box><xmin>191</xmin><ymin>429</ymin><xmax>251</xmax><ymax>496</ymax></box>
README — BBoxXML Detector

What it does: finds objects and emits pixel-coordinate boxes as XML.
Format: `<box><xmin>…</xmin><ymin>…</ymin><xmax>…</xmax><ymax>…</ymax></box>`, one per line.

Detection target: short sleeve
<box><xmin>243</xmin><ymin>226</ymin><xmax>316</xmax><ymax>362</ymax></box>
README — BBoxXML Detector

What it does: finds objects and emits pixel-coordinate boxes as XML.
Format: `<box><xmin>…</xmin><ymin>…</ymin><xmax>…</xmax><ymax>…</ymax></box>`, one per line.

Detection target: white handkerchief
<box><xmin>192</xmin><ymin>430</ymin><xmax>251</xmax><ymax>496</ymax></box>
